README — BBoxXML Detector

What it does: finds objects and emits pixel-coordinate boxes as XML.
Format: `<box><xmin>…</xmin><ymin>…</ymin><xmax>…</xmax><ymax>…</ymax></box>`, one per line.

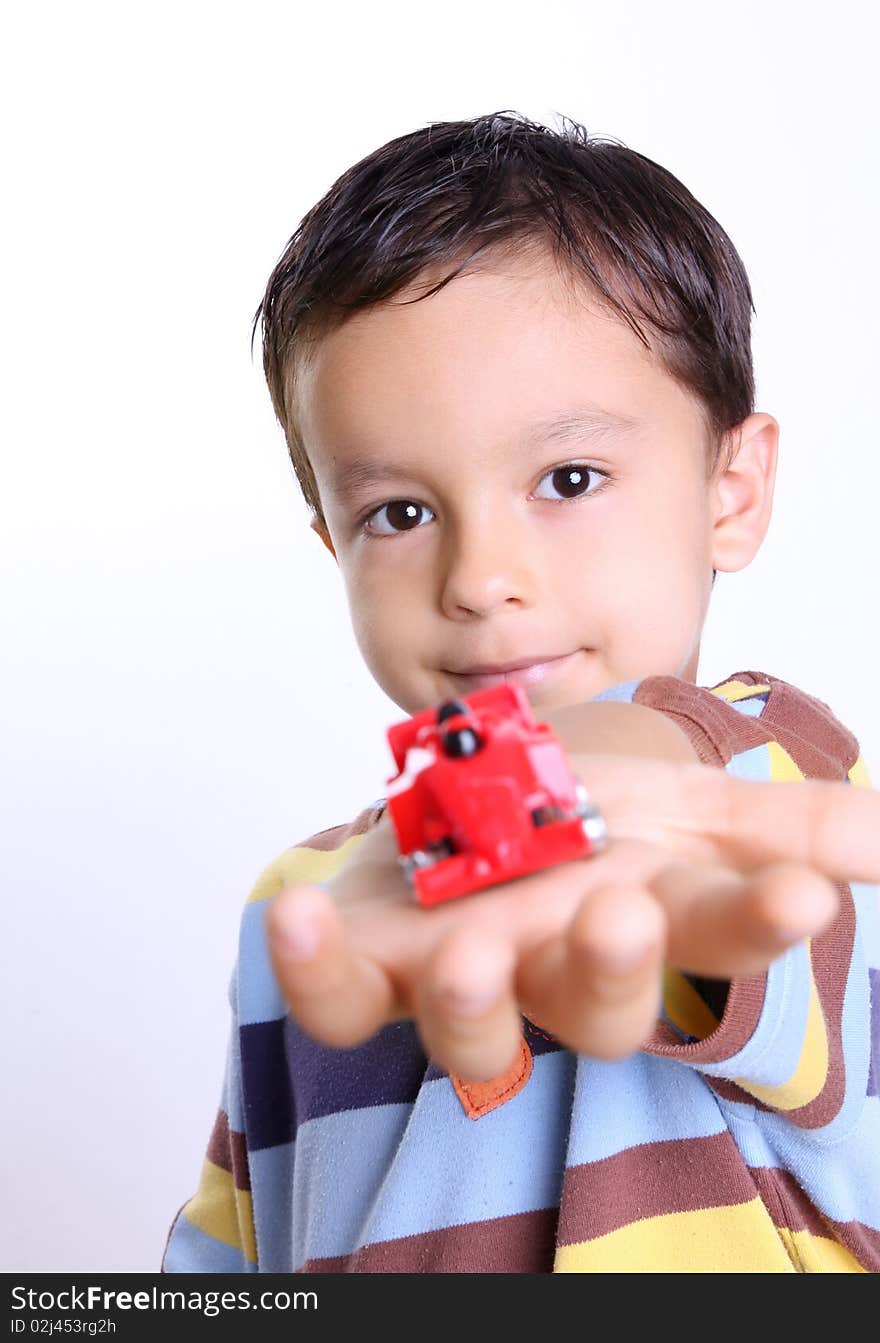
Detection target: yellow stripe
<box><xmin>786</xmin><ymin>1229</ymin><xmax>866</xmax><ymax>1273</ymax></box>
<box><xmin>710</xmin><ymin>680</ymin><xmax>772</xmax><ymax>704</ymax></box>
<box><xmin>182</xmin><ymin>1158</ymin><xmax>257</xmax><ymax>1264</ymax></box>
<box><xmin>662</xmin><ymin>969</ymin><xmax>719</xmax><ymax>1040</ymax></box>
<box><xmin>848</xmin><ymin>754</ymin><xmax>872</xmax><ymax>789</ymax></box>
<box><xmin>709</xmin><ymin>705</ymin><xmax>827</xmax><ymax>1109</ymax></box>
<box><xmin>554</xmin><ymin>1200</ymin><xmax>796</xmax><ymax>1272</ymax></box>
<box><xmin>731</xmin><ymin>954</ymin><xmax>828</xmax><ymax>1109</ymax></box>
<box><xmin>247</xmin><ymin>835</ymin><xmax>365</xmax><ymax>904</ymax></box>
<box><xmin>767</xmin><ymin>739</ymin><xmax>806</xmax><ymax>781</ymax></box>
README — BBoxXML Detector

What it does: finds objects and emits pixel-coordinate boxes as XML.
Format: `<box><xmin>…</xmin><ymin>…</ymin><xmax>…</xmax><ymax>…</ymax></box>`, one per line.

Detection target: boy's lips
<box><xmin>444</xmin><ymin>651</ymin><xmax>578</xmax><ymax>691</ymax></box>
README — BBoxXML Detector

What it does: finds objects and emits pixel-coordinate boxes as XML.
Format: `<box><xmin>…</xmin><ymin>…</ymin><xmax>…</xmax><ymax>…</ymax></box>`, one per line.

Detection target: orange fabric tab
<box><xmin>451</xmin><ymin>1036</ymin><xmax>533</xmax><ymax>1119</ymax></box>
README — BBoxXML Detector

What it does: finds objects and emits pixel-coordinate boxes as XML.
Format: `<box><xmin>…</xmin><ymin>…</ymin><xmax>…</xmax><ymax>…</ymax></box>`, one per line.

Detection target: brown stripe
<box><xmin>646</xmin><ymin>971</ymin><xmax>767</xmax><ymax>1065</ymax></box>
<box><xmin>654</xmin><ymin>889</ymin><xmax>854</xmax><ymax>1122</ymax></box>
<box><xmin>302</xmin><ymin>1208</ymin><xmax>558</xmax><ymax>1273</ymax></box>
<box><xmin>750</xmin><ymin>1166</ymin><xmax>833</xmax><ymax>1236</ymax></box>
<box><xmin>825</xmin><ymin>1217</ymin><xmax>880</xmax><ymax>1268</ymax></box>
<box><xmin>706</xmin><ymin>886</ymin><xmax>855</xmax><ymax>1126</ymax></box>
<box><xmin>205</xmin><ymin>1109</ymin><xmax>251</xmax><ymax>1192</ymax></box>
<box><xmin>636</xmin><ymin>670</ymin><xmax>860</xmax><ymax>779</ymax></box>
<box><xmin>557</xmin><ymin>1131</ymin><xmax>759</xmax><ymax>1244</ymax></box>
<box><xmin>299</xmin><ymin>802</ymin><xmax>386</xmax><ymax>851</ymax></box>
<box><xmin>634</xmin><ymin>674</ymin><xmax>771</xmax><ymax>766</ymax></box>
<box><xmin>641</xmin><ymin>671</ymin><xmax>857</xmax><ymax>1127</ymax></box>
<box><xmin>751</xmin><ymin>1167</ymin><xmax>880</xmax><ymax>1270</ymax></box>
<box><xmin>753</xmin><ymin>679</ymin><xmax>859</xmax><ymax>781</ymax></box>
<box><xmin>779</xmin><ymin>883</ymin><xmax>854</xmax><ymax>1129</ymax></box>
<box><xmin>205</xmin><ymin>1109</ymin><xmax>232</xmax><ymax>1172</ymax></box>
<box><xmin>706</xmin><ymin>1075</ymin><xmax>772</xmax><ymax>1107</ymax></box>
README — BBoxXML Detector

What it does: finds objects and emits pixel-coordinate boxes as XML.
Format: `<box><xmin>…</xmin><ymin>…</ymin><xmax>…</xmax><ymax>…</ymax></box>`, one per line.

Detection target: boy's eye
<box><xmin>361</xmin><ymin>465</ymin><xmax>608</xmax><ymax>534</ymax></box>
<box><xmin>533</xmin><ymin>463</ymin><xmax>608</xmax><ymax>501</ymax></box>
<box><xmin>364</xmin><ymin>499</ymin><xmax>435</xmax><ymax>535</ymax></box>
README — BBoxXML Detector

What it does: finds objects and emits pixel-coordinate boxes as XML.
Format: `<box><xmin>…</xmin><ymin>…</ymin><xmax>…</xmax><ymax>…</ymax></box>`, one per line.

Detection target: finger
<box><xmin>652</xmin><ymin>859</ymin><xmax>840</xmax><ymax>978</ymax></box>
<box><xmin>684</xmin><ymin>768</ymin><xmax>880</xmax><ymax>883</ymax></box>
<box><xmin>266</xmin><ymin>884</ymin><xmax>395</xmax><ymax>1047</ymax></box>
<box><xmin>414</xmin><ymin>928</ymin><xmax>522</xmax><ymax>1082</ymax></box>
<box><xmin>516</xmin><ymin>883</ymin><xmax>666</xmax><ymax>1059</ymax></box>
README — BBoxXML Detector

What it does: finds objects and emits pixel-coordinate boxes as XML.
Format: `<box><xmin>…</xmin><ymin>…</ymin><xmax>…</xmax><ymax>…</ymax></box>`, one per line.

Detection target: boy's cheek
<box><xmin>347</xmin><ymin>603</ymin><xmax>428</xmax><ymax>709</ymax></box>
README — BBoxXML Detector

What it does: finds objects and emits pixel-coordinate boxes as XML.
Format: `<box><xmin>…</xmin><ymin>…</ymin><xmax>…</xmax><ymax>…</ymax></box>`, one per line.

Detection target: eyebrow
<box><xmin>326</xmin><ymin>407</ymin><xmax>640</xmax><ymax>503</ymax></box>
<box><xmin>523</xmin><ymin>407</ymin><xmax>640</xmax><ymax>448</ymax></box>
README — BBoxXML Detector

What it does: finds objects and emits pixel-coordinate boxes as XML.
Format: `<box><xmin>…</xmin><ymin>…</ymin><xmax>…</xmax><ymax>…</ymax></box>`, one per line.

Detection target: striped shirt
<box><xmin>163</xmin><ymin>671</ymin><xmax>880</xmax><ymax>1273</ymax></box>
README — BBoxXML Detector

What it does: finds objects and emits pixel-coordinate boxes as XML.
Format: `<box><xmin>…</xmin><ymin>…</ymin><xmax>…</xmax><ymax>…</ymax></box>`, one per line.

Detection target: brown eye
<box><xmin>365</xmin><ymin>499</ymin><xmax>434</xmax><ymax>535</ymax></box>
<box><xmin>534</xmin><ymin>464</ymin><xmax>606</xmax><ymax>501</ymax></box>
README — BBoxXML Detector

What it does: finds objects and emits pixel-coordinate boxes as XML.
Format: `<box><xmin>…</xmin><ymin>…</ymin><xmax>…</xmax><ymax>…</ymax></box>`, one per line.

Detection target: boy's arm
<box><xmin>163</xmin><ymin>968</ymin><xmax>258</xmax><ymax>1273</ymax></box>
<box><xmin>551</xmin><ymin>671</ymin><xmax>875</xmax><ymax>1142</ymax></box>
<box><xmin>266</xmin><ymin>671</ymin><xmax>880</xmax><ymax>1088</ymax></box>
<box><xmin>543</xmin><ymin>696</ymin><xmax>702</xmax><ymax>764</ymax></box>
<box><xmin>618</xmin><ymin>672</ymin><xmax>875</xmax><ymax>1139</ymax></box>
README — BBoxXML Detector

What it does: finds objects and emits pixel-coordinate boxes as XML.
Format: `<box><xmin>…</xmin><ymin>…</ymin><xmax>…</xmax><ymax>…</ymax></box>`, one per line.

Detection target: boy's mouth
<box><xmin>444</xmin><ymin>652</ymin><xmax>577</xmax><ymax>693</ymax></box>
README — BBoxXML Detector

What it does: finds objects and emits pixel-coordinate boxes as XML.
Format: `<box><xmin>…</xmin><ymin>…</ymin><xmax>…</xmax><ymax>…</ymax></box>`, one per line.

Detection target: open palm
<box><xmin>267</xmin><ymin>753</ymin><xmax>879</xmax><ymax>1080</ymax></box>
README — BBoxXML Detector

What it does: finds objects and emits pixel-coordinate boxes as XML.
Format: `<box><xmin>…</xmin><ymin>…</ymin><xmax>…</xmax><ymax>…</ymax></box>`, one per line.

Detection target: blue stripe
<box><xmin>163</xmin><ymin>1213</ymin><xmax>255</xmax><ymax>1273</ymax></box>
<box><xmin>725</xmin><ymin>1095</ymin><xmax>880</xmax><ymax>1228</ymax></box>
<box><xmin>291</xmin><ymin>1050</ymin><xmax>575</xmax><ymax>1261</ymax></box>
<box><xmin>853</xmin><ymin>881</ymin><xmax>880</xmax><ymax>965</ymax></box>
<box><xmin>724</xmin><ymin>909</ymin><xmax>870</xmax><ymax>1147</ymax></box>
<box><xmin>804</xmin><ymin>913</ymin><xmax>874</xmax><ymax>1143</ymax></box>
<box><xmin>291</xmin><ymin>1102</ymin><xmax>414</xmax><ymax>1264</ymax></box>
<box><xmin>729</xmin><ymin>694</ymin><xmax>769</xmax><ymax>718</ymax></box>
<box><xmin>565</xmin><ymin>1051</ymin><xmax>727</xmax><ymax>1166</ymax></box>
<box><xmin>223</xmin><ymin>1018</ymin><xmax>246</xmax><ymax>1134</ymax></box>
<box><xmin>853</xmin><ymin>881</ymin><xmax>880</xmax><ymax>1101</ymax></box>
<box><xmin>693</xmin><ymin>942</ymin><xmax>810</xmax><ymax>1084</ymax></box>
<box><xmin>248</xmin><ymin>1140</ymin><xmax>296</xmax><ymax>1271</ymax></box>
<box><xmin>724</xmin><ymin>742</ymin><xmax>772</xmax><ymax>781</ymax></box>
<box><xmin>591</xmin><ymin>679</ymin><xmax>641</xmax><ymax>704</ymax></box>
<box><xmin>868</xmin><ymin>966</ymin><xmax>880</xmax><ymax>1099</ymax></box>
<box><xmin>237</xmin><ymin>902</ymin><xmax>287</xmax><ymax>1027</ymax></box>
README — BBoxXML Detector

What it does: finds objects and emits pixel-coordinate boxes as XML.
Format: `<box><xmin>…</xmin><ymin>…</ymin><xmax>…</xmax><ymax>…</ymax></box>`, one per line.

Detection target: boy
<box><xmin>164</xmin><ymin>113</ymin><xmax>880</xmax><ymax>1273</ymax></box>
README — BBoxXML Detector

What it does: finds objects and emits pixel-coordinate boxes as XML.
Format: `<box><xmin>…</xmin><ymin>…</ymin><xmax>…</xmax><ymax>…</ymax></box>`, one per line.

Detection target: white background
<box><xmin>2</xmin><ymin>0</ymin><xmax>877</xmax><ymax>1271</ymax></box>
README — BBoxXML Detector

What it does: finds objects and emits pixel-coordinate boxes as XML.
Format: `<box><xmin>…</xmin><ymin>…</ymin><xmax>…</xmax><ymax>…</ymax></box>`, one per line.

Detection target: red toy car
<box><xmin>385</xmin><ymin>684</ymin><xmax>607</xmax><ymax>907</ymax></box>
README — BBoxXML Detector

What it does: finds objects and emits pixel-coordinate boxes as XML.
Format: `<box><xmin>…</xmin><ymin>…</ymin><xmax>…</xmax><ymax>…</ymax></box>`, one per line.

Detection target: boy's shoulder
<box><xmin>634</xmin><ymin>668</ymin><xmax>862</xmax><ymax>781</ymax></box>
<box><xmin>245</xmin><ymin>798</ymin><xmax>387</xmax><ymax>906</ymax></box>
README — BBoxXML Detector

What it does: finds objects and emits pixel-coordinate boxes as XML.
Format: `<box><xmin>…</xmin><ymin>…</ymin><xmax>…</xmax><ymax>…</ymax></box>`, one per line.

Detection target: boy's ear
<box><xmin>710</xmin><ymin>412</ymin><xmax>778</xmax><ymax>573</ymax></box>
<box><xmin>310</xmin><ymin>516</ymin><xmax>337</xmax><ymax>560</ymax></box>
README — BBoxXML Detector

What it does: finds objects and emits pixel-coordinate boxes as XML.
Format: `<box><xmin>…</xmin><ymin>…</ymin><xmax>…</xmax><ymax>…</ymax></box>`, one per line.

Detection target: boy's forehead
<box><xmin>296</xmin><ymin>253</ymin><xmax>699</xmax><ymax>461</ymax></box>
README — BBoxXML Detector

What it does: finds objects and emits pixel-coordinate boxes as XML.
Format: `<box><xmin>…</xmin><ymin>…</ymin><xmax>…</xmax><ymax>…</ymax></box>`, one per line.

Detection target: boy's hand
<box><xmin>266</xmin><ymin>754</ymin><xmax>880</xmax><ymax>1081</ymax></box>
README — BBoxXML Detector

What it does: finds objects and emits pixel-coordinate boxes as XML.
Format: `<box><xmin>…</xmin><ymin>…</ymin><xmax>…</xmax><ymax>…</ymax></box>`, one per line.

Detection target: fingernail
<box><xmin>273</xmin><ymin>917</ymin><xmax>321</xmax><ymax>962</ymax></box>
<box><xmin>598</xmin><ymin>927</ymin><xmax>657</xmax><ymax>972</ymax></box>
<box><xmin>434</xmin><ymin>982</ymin><xmax>500</xmax><ymax>1018</ymax></box>
<box><xmin>577</xmin><ymin>899</ymin><xmax>661</xmax><ymax>973</ymax></box>
<box><xmin>271</xmin><ymin>888</ymin><xmax>327</xmax><ymax>962</ymax></box>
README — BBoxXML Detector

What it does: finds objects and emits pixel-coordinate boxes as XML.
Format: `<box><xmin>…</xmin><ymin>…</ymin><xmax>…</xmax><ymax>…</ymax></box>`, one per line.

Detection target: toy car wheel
<box><xmin>441</xmin><ymin>726</ymin><xmax>482</xmax><ymax>757</ymax></box>
<box><xmin>579</xmin><ymin>803</ymin><xmax>608</xmax><ymax>851</ymax></box>
<box><xmin>531</xmin><ymin>804</ymin><xmax>564</xmax><ymax>827</ymax></box>
<box><xmin>436</xmin><ymin>698</ymin><xmax>468</xmax><ymax>723</ymax></box>
<box><xmin>399</xmin><ymin>849</ymin><xmax>432</xmax><ymax>888</ymax></box>
<box><xmin>573</xmin><ymin>781</ymin><xmax>608</xmax><ymax>850</ymax></box>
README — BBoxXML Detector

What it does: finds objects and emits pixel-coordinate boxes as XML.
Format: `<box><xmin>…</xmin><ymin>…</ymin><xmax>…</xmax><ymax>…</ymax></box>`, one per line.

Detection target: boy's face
<box><xmin>298</xmin><ymin>252</ymin><xmax>739</xmax><ymax>716</ymax></box>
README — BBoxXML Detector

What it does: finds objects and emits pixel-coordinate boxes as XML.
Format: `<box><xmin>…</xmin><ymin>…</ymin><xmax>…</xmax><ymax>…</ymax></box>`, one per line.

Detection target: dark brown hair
<box><xmin>255</xmin><ymin>111</ymin><xmax>755</xmax><ymax>525</ymax></box>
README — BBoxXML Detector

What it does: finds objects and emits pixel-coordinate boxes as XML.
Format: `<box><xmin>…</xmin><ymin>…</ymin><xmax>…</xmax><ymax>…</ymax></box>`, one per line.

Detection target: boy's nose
<box><xmin>438</xmin><ymin>525</ymin><xmax>533</xmax><ymax>619</ymax></box>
